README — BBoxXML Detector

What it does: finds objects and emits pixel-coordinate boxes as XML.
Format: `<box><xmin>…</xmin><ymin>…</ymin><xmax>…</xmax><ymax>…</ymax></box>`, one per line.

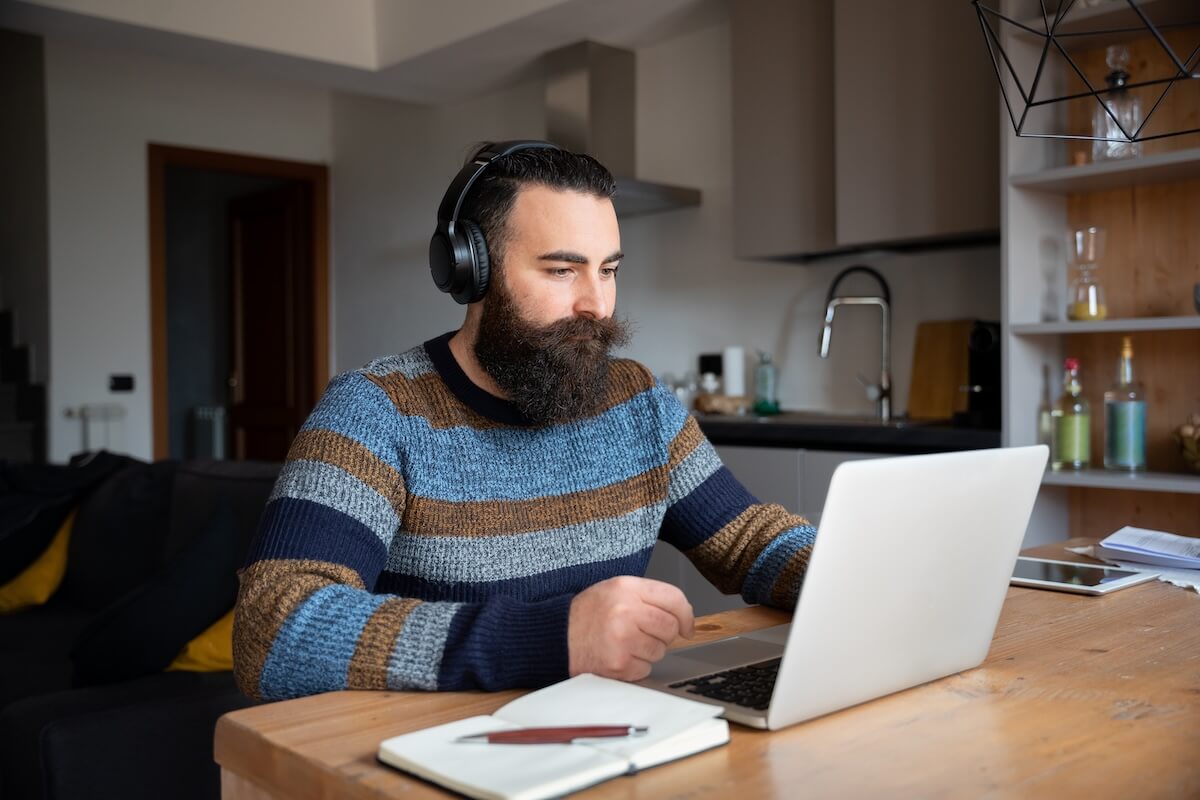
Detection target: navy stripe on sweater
<box><xmin>248</xmin><ymin>498</ymin><xmax>389</xmax><ymax>587</ymax></box>
<box><xmin>659</xmin><ymin>466</ymin><xmax>760</xmax><ymax>551</ymax></box>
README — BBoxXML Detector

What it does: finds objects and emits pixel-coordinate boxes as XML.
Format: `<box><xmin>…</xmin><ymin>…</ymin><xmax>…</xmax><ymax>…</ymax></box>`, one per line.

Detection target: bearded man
<box><xmin>233</xmin><ymin>142</ymin><xmax>817</xmax><ymax>700</ymax></box>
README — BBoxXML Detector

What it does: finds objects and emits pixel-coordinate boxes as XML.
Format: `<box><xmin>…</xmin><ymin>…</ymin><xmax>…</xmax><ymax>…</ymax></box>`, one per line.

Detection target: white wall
<box><xmin>44</xmin><ymin>40</ymin><xmax>333</xmax><ymax>462</ymax></box>
<box><xmin>331</xmin><ymin>19</ymin><xmax>1000</xmax><ymax>418</ymax></box>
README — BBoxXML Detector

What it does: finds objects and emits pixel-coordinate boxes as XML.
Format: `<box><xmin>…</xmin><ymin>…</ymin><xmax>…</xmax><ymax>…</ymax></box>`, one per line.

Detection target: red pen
<box><xmin>456</xmin><ymin>725</ymin><xmax>649</xmax><ymax>744</ymax></box>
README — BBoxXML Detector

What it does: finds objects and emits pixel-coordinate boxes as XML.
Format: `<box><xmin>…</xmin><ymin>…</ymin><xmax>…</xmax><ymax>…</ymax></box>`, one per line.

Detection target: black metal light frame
<box><xmin>973</xmin><ymin>0</ymin><xmax>1200</xmax><ymax>142</ymax></box>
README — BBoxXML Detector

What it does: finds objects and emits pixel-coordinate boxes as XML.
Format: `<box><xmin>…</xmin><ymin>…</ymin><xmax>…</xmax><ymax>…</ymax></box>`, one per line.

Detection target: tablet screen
<box><xmin>1012</xmin><ymin>559</ymin><xmax>1141</xmax><ymax>587</ymax></box>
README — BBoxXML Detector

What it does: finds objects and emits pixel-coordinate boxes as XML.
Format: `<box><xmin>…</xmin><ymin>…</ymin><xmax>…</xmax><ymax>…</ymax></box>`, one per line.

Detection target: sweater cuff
<box><xmin>496</xmin><ymin>594</ymin><xmax>573</xmax><ymax>688</ymax></box>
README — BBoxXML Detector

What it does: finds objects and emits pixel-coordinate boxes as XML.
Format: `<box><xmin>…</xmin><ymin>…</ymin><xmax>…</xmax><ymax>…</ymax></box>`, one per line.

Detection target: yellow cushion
<box><xmin>0</xmin><ymin>510</ymin><xmax>75</xmax><ymax>614</ymax></box>
<box><xmin>167</xmin><ymin>608</ymin><xmax>234</xmax><ymax>672</ymax></box>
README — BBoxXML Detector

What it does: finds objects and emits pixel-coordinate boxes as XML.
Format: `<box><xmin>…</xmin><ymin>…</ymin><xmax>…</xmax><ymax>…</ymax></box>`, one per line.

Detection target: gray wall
<box><xmin>0</xmin><ymin>28</ymin><xmax>50</xmax><ymax>385</ymax></box>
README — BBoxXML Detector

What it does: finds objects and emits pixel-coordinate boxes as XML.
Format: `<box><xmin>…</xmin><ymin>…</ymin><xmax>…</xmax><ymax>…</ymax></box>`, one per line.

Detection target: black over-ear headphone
<box><xmin>429</xmin><ymin>139</ymin><xmax>561</xmax><ymax>304</ymax></box>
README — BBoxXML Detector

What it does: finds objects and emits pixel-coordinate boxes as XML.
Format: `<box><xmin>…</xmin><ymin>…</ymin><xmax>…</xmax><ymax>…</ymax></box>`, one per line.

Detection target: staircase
<box><xmin>0</xmin><ymin>309</ymin><xmax>46</xmax><ymax>463</ymax></box>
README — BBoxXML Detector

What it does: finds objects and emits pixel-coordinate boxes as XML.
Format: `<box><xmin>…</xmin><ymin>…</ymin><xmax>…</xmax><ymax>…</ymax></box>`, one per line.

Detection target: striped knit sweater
<box><xmin>233</xmin><ymin>331</ymin><xmax>817</xmax><ymax>700</ymax></box>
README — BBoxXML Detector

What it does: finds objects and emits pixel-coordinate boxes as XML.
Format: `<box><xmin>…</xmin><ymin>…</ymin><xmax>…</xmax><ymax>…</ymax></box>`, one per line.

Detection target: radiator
<box><xmin>191</xmin><ymin>405</ymin><xmax>227</xmax><ymax>459</ymax></box>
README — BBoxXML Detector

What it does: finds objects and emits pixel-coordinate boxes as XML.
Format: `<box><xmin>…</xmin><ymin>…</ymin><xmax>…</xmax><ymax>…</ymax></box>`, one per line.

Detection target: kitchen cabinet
<box><xmin>731</xmin><ymin>0</ymin><xmax>998</xmax><ymax>259</ymax></box>
<box><xmin>997</xmin><ymin>0</ymin><xmax>1200</xmax><ymax>540</ymax></box>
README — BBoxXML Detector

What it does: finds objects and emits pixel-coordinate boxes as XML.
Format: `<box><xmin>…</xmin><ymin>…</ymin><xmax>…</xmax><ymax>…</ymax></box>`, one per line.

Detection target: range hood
<box><xmin>544</xmin><ymin>41</ymin><xmax>701</xmax><ymax>218</ymax></box>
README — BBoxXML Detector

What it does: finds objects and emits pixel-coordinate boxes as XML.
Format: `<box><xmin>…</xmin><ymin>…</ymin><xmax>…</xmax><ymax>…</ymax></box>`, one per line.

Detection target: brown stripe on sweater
<box><xmin>366</xmin><ymin>371</ymin><xmax>509</xmax><ymax>430</ymax></box>
<box><xmin>768</xmin><ymin>545</ymin><xmax>814</xmax><ymax>607</ymax></box>
<box><xmin>287</xmin><ymin>429</ymin><xmax>405</xmax><ymax>513</ymax></box>
<box><xmin>403</xmin><ymin>466</ymin><xmax>670</xmax><ymax>537</ymax></box>
<box><xmin>667</xmin><ymin>415</ymin><xmax>705</xmax><ymax>469</ymax></box>
<box><xmin>232</xmin><ymin>559</ymin><xmax>364</xmax><ymax>701</ymax></box>
<box><xmin>365</xmin><ymin>358</ymin><xmax>656</xmax><ymax>431</ymax></box>
<box><xmin>684</xmin><ymin>505</ymin><xmax>811</xmax><ymax>594</ymax></box>
<box><xmin>346</xmin><ymin>597</ymin><xmax>421</xmax><ymax>690</ymax></box>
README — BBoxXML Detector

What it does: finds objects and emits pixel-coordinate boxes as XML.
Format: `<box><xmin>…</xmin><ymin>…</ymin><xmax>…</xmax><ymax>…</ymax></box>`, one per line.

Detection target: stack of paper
<box><xmin>1095</xmin><ymin>527</ymin><xmax>1200</xmax><ymax>570</ymax></box>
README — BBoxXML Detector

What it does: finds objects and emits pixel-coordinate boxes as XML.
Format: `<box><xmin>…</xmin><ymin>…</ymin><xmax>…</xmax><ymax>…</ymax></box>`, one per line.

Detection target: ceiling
<box><xmin>0</xmin><ymin>0</ymin><xmax>729</xmax><ymax>104</ymax></box>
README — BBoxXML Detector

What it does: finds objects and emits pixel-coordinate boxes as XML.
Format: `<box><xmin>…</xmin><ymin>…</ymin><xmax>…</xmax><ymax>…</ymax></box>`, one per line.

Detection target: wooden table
<box><xmin>215</xmin><ymin>540</ymin><xmax>1200</xmax><ymax>798</ymax></box>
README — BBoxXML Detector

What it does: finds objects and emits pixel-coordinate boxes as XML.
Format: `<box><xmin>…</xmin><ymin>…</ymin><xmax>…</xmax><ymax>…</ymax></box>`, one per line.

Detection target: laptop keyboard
<box><xmin>668</xmin><ymin>657</ymin><xmax>781</xmax><ymax>711</ymax></box>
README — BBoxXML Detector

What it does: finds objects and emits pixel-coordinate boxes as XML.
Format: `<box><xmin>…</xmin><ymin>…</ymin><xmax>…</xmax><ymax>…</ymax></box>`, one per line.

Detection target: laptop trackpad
<box><xmin>651</xmin><ymin>636</ymin><xmax>784</xmax><ymax>684</ymax></box>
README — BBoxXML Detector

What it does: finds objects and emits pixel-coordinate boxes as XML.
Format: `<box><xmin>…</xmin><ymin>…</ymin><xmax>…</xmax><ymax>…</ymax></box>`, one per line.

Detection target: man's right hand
<box><xmin>567</xmin><ymin>576</ymin><xmax>695</xmax><ymax>681</ymax></box>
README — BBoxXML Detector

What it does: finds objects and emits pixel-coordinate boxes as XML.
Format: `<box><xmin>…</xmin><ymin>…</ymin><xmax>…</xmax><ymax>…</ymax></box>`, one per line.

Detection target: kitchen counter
<box><xmin>696</xmin><ymin>412</ymin><xmax>1001</xmax><ymax>455</ymax></box>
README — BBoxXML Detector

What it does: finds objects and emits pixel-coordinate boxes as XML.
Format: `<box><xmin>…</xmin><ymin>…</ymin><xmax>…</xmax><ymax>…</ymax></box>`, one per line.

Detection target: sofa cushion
<box><xmin>58</xmin><ymin>460</ymin><xmax>178</xmax><ymax>610</ymax></box>
<box><xmin>0</xmin><ymin>451</ymin><xmax>130</xmax><ymax>585</ymax></box>
<box><xmin>0</xmin><ymin>510</ymin><xmax>74</xmax><ymax>614</ymax></box>
<box><xmin>70</xmin><ymin>501</ymin><xmax>244</xmax><ymax>687</ymax></box>
<box><xmin>163</xmin><ymin>459</ymin><xmax>280</xmax><ymax>561</ymax></box>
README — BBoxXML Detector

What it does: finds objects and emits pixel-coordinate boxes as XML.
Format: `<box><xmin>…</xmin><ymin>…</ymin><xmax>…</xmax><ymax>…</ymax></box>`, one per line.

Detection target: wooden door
<box><xmin>227</xmin><ymin>184</ymin><xmax>314</xmax><ymax>461</ymax></box>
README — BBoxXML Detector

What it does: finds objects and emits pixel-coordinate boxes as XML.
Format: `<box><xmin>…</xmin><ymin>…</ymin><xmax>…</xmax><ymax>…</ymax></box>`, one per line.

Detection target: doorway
<box><xmin>148</xmin><ymin>145</ymin><xmax>329</xmax><ymax>461</ymax></box>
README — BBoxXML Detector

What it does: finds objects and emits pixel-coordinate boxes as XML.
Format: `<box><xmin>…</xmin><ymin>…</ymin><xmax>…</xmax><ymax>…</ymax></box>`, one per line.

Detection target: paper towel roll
<box><xmin>722</xmin><ymin>346</ymin><xmax>745</xmax><ymax>397</ymax></box>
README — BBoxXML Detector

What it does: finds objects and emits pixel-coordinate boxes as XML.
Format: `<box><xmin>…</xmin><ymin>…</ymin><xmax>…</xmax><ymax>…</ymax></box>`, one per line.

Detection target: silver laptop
<box><xmin>639</xmin><ymin>445</ymin><xmax>1048</xmax><ymax>730</ymax></box>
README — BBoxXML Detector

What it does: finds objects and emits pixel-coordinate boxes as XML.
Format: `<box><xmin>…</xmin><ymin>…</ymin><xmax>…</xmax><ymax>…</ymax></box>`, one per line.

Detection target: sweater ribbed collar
<box><xmin>423</xmin><ymin>331</ymin><xmax>535</xmax><ymax>427</ymax></box>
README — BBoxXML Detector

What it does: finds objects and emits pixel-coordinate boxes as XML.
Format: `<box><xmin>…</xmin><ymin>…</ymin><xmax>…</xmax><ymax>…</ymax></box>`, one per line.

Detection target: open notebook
<box><xmin>377</xmin><ymin>674</ymin><xmax>729</xmax><ymax>800</ymax></box>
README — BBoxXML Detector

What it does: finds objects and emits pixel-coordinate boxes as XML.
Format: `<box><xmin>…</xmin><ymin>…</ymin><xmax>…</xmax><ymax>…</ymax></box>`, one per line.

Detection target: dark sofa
<box><xmin>0</xmin><ymin>454</ymin><xmax>280</xmax><ymax>800</ymax></box>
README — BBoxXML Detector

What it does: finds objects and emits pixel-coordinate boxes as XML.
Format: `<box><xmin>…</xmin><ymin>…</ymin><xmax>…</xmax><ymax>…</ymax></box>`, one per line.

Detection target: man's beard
<box><xmin>474</xmin><ymin>281</ymin><xmax>631</xmax><ymax>425</ymax></box>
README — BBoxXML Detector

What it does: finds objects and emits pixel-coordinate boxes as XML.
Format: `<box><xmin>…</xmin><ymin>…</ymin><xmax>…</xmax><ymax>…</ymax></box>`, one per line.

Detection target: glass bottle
<box><xmin>1067</xmin><ymin>227</ymin><xmax>1107</xmax><ymax>321</ymax></box>
<box><xmin>1091</xmin><ymin>45</ymin><xmax>1143</xmax><ymax>162</ymax></box>
<box><xmin>1104</xmin><ymin>336</ymin><xmax>1146</xmax><ymax>471</ymax></box>
<box><xmin>1051</xmin><ymin>358</ymin><xmax>1090</xmax><ymax>471</ymax></box>
<box><xmin>753</xmin><ymin>351</ymin><xmax>780</xmax><ymax>416</ymax></box>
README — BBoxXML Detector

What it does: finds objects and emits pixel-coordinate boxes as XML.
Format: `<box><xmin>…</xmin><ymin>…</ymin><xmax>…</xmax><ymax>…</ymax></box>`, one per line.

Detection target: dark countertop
<box><xmin>696</xmin><ymin>412</ymin><xmax>1001</xmax><ymax>455</ymax></box>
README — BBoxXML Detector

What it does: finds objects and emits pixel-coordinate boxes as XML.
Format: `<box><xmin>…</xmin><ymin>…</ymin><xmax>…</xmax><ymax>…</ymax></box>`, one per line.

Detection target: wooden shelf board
<box><xmin>1042</xmin><ymin>469</ymin><xmax>1200</xmax><ymax>494</ymax></box>
<box><xmin>1009</xmin><ymin>147</ymin><xmax>1200</xmax><ymax>193</ymax></box>
<box><xmin>1011</xmin><ymin>316</ymin><xmax>1200</xmax><ymax>334</ymax></box>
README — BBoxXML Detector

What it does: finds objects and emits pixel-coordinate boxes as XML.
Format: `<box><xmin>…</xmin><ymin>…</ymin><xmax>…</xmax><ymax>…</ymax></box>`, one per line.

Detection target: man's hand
<box><xmin>567</xmin><ymin>576</ymin><xmax>695</xmax><ymax>681</ymax></box>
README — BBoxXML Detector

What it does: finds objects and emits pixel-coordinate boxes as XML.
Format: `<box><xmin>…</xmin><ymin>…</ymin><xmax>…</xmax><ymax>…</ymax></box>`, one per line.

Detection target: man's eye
<box><xmin>551</xmin><ymin>268</ymin><xmax>573</xmax><ymax>278</ymax></box>
<box><xmin>602</xmin><ymin>265</ymin><xmax>620</xmax><ymax>277</ymax></box>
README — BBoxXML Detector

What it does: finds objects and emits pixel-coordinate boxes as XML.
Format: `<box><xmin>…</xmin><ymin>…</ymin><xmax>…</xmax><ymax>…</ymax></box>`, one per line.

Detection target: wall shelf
<box><xmin>1042</xmin><ymin>469</ymin><xmax>1200</xmax><ymax>495</ymax></box>
<box><xmin>1010</xmin><ymin>147</ymin><xmax>1200</xmax><ymax>194</ymax></box>
<box><xmin>1011</xmin><ymin>316</ymin><xmax>1200</xmax><ymax>335</ymax></box>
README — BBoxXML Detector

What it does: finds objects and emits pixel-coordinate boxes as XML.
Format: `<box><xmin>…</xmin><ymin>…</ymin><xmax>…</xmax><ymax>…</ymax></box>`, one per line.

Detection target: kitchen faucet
<box><xmin>818</xmin><ymin>265</ymin><xmax>892</xmax><ymax>423</ymax></box>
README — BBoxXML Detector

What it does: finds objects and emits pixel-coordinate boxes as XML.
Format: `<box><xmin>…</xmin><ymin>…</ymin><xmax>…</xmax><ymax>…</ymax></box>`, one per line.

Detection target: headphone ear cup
<box><xmin>461</xmin><ymin>220</ymin><xmax>490</xmax><ymax>304</ymax></box>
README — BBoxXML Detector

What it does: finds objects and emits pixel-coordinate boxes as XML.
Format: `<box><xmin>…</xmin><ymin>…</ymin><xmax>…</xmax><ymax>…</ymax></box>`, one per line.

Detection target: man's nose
<box><xmin>573</xmin><ymin>274</ymin><xmax>610</xmax><ymax>320</ymax></box>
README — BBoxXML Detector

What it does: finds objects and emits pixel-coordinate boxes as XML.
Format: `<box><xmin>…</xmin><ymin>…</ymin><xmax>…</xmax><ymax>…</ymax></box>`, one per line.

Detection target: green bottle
<box><xmin>1051</xmin><ymin>357</ymin><xmax>1090</xmax><ymax>471</ymax></box>
<box><xmin>1104</xmin><ymin>336</ymin><xmax>1146</xmax><ymax>471</ymax></box>
<box><xmin>753</xmin><ymin>351</ymin><xmax>780</xmax><ymax>416</ymax></box>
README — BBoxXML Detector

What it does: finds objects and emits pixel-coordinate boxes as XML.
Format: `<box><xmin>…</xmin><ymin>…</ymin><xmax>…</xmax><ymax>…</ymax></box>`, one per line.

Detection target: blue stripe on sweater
<box><xmin>375</xmin><ymin>547</ymin><xmax>655</xmax><ymax>602</ymax></box>
<box><xmin>300</xmin><ymin>372</ymin><xmax>403</xmax><ymax>471</ymax></box>
<box><xmin>741</xmin><ymin>524</ymin><xmax>818</xmax><ymax>604</ymax></box>
<box><xmin>258</xmin><ymin>585</ymin><xmax>388</xmax><ymax>700</ymax></box>
<box><xmin>659</xmin><ymin>466</ymin><xmax>759</xmax><ymax>552</ymax></box>
<box><xmin>396</xmin><ymin>386</ymin><xmax>686</xmax><ymax>502</ymax></box>
<box><xmin>248</xmin><ymin>498</ymin><xmax>389</xmax><ymax>587</ymax></box>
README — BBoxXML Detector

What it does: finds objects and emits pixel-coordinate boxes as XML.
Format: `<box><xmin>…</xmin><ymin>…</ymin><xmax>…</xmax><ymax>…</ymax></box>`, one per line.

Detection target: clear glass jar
<box><xmin>1067</xmin><ymin>227</ymin><xmax>1108</xmax><ymax>321</ymax></box>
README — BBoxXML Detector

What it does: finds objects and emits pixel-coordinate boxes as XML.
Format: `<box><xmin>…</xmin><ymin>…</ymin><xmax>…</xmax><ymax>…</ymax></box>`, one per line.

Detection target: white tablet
<box><xmin>1010</xmin><ymin>557</ymin><xmax>1159</xmax><ymax>595</ymax></box>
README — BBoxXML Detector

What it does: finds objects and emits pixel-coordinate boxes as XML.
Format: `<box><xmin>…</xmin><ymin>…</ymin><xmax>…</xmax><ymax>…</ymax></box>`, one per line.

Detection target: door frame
<box><xmin>147</xmin><ymin>143</ymin><xmax>330</xmax><ymax>460</ymax></box>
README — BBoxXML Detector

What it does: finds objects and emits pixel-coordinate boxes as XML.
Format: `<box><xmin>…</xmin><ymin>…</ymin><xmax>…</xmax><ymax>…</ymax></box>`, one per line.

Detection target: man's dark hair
<box><xmin>459</xmin><ymin>143</ymin><xmax>616</xmax><ymax>273</ymax></box>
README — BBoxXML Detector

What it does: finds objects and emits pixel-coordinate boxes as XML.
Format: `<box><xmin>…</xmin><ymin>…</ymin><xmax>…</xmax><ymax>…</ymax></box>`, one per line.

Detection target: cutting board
<box><xmin>907</xmin><ymin>320</ymin><xmax>974</xmax><ymax>421</ymax></box>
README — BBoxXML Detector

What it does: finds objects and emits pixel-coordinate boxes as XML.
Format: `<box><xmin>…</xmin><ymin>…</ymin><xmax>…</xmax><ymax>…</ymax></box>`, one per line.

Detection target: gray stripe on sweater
<box><xmin>270</xmin><ymin>459</ymin><xmax>400</xmax><ymax>546</ymax></box>
<box><xmin>666</xmin><ymin>439</ymin><xmax>723</xmax><ymax>505</ymax></box>
<box><xmin>361</xmin><ymin>347</ymin><xmax>435</xmax><ymax>380</ymax></box>
<box><xmin>384</xmin><ymin>504</ymin><xmax>666</xmax><ymax>583</ymax></box>
<box><xmin>387</xmin><ymin>602</ymin><xmax>459</xmax><ymax>690</ymax></box>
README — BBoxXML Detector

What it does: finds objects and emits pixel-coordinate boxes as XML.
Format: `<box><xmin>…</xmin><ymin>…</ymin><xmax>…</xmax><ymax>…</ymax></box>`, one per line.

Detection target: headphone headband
<box><xmin>429</xmin><ymin>139</ymin><xmax>561</xmax><ymax>305</ymax></box>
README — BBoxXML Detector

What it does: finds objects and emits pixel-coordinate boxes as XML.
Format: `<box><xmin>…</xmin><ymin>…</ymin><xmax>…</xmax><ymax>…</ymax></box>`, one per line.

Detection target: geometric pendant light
<box><xmin>972</xmin><ymin>0</ymin><xmax>1200</xmax><ymax>142</ymax></box>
